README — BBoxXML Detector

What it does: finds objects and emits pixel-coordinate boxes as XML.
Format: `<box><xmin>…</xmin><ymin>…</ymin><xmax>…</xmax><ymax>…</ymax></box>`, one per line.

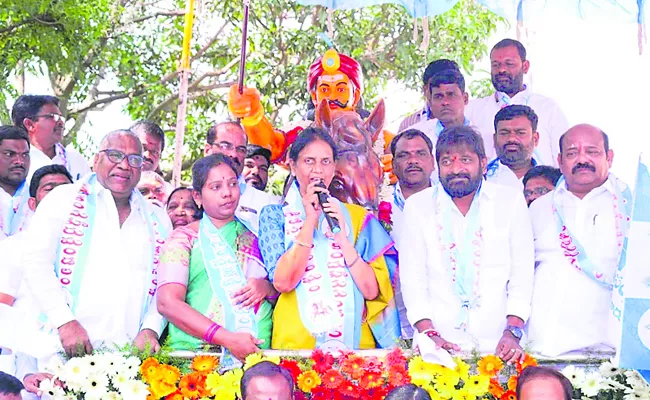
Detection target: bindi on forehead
<box><xmin>319</xmin><ymin>74</ymin><xmax>347</xmax><ymax>83</ymax></box>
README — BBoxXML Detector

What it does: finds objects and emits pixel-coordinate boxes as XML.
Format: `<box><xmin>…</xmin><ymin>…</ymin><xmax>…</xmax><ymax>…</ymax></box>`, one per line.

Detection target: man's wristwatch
<box><xmin>504</xmin><ymin>325</ymin><xmax>523</xmax><ymax>340</ymax></box>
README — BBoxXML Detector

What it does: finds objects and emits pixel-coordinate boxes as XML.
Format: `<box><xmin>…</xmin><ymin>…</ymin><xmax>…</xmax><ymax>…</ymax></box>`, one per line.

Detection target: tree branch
<box><xmin>126</xmin><ymin>9</ymin><xmax>186</xmax><ymax>25</ymax></box>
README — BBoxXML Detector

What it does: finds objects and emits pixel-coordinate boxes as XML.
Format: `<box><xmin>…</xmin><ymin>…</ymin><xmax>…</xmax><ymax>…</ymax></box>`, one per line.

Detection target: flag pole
<box><xmin>238</xmin><ymin>0</ymin><xmax>251</xmax><ymax>94</ymax></box>
<box><xmin>172</xmin><ymin>0</ymin><xmax>196</xmax><ymax>187</ymax></box>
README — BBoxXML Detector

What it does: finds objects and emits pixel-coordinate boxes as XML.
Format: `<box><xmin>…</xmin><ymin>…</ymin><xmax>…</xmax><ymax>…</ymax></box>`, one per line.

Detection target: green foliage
<box><xmin>0</xmin><ymin>0</ymin><xmax>503</xmax><ymax>173</ymax></box>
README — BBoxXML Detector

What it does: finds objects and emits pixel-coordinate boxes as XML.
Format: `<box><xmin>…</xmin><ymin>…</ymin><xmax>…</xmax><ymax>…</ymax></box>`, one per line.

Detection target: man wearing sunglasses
<box><xmin>11</xmin><ymin>95</ymin><xmax>91</xmax><ymax>182</ymax></box>
<box><xmin>23</xmin><ymin>129</ymin><xmax>172</xmax><ymax>367</ymax></box>
<box><xmin>204</xmin><ymin>121</ymin><xmax>280</xmax><ymax>235</ymax></box>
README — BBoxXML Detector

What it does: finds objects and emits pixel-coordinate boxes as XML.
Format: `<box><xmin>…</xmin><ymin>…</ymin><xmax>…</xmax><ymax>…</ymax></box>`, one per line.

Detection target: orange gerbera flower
<box><xmin>359</xmin><ymin>371</ymin><xmax>383</xmax><ymax>390</ymax></box>
<box><xmin>149</xmin><ymin>379</ymin><xmax>177</xmax><ymax>399</ymax></box>
<box><xmin>386</xmin><ymin>347</ymin><xmax>407</xmax><ymax>368</ymax></box>
<box><xmin>488</xmin><ymin>378</ymin><xmax>505</xmax><ymax>398</ymax></box>
<box><xmin>516</xmin><ymin>354</ymin><xmax>538</xmax><ymax>374</ymax></box>
<box><xmin>500</xmin><ymin>390</ymin><xmax>517</xmax><ymax>400</ymax></box>
<box><xmin>164</xmin><ymin>390</ymin><xmax>184</xmax><ymax>400</ymax></box>
<box><xmin>388</xmin><ymin>364</ymin><xmax>410</xmax><ymax>387</ymax></box>
<box><xmin>322</xmin><ymin>369</ymin><xmax>344</xmax><ymax>389</ymax></box>
<box><xmin>140</xmin><ymin>357</ymin><xmax>160</xmax><ymax>383</ymax></box>
<box><xmin>341</xmin><ymin>354</ymin><xmax>365</xmax><ymax>380</ymax></box>
<box><xmin>339</xmin><ymin>380</ymin><xmax>361</xmax><ymax>397</ymax></box>
<box><xmin>179</xmin><ymin>371</ymin><xmax>208</xmax><ymax>399</ymax></box>
<box><xmin>159</xmin><ymin>365</ymin><xmax>182</xmax><ymax>385</ymax></box>
<box><xmin>190</xmin><ymin>355</ymin><xmax>219</xmax><ymax>373</ymax></box>
<box><xmin>507</xmin><ymin>375</ymin><xmax>518</xmax><ymax>392</ymax></box>
<box><xmin>477</xmin><ymin>355</ymin><xmax>504</xmax><ymax>377</ymax></box>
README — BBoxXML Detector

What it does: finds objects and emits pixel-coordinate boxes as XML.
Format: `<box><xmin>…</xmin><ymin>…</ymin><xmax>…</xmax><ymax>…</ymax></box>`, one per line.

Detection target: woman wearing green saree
<box><xmin>157</xmin><ymin>154</ymin><xmax>276</xmax><ymax>367</ymax></box>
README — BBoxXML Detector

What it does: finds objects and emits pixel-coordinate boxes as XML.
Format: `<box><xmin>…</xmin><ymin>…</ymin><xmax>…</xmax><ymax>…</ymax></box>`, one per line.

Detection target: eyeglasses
<box><xmin>99</xmin><ymin>149</ymin><xmax>145</xmax><ymax>168</ymax></box>
<box><xmin>211</xmin><ymin>141</ymin><xmax>247</xmax><ymax>155</ymax></box>
<box><xmin>32</xmin><ymin>113</ymin><xmax>66</xmax><ymax>124</ymax></box>
<box><xmin>524</xmin><ymin>186</ymin><xmax>552</xmax><ymax>198</ymax></box>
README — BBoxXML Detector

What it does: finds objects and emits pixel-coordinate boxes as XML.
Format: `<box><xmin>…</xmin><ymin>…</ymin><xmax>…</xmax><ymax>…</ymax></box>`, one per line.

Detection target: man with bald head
<box><xmin>205</xmin><ymin>121</ymin><xmax>279</xmax><ymax>234</ymax></box>
<box><xmin>23</xmin><ymin>130</ymin><xmax>172</xmax><ymax>366</ymax></box>
<box><xmin>526</xmin><ymin>124</ymin><xmax>631</xmax><ymax>356</ymax></box>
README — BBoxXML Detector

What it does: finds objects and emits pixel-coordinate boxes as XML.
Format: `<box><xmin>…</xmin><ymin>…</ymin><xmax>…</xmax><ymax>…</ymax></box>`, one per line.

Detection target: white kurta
<box><xmin>465</xmin><ymin>88</ymin><xmax>569</xmax><ymax>166</ymax></box>
<box><xmin>399</xmin><ymin>180</ymin><xmax>534</xmax><ymax>352</ymax></box>
<box><xmin>23</xmin><ymin>182</ymin><xmax>172</xmax><ymax>359</ymax></box>
<box><xmin>485</xmin><ymin>160</ymin><xmax>525</xmax><ymax>191</ymax></box>
<box><xmin>527</xmin><ymin>178</ymin><xmax>622</xmax><ymax>356</ymax></box>
<box><xmin>236</xmin><ymin>185</ymin><xmax>280</xmax><ymax>236</ymax></box>
<box><xmin>0</xmin><ymin>186</ymin><xmax>33</xmax><ymax>241</ymax></box>
<box><xmin>28</xmin><ymin>144</ymin><xmax>91</xmax><ymax>182</ymax></box>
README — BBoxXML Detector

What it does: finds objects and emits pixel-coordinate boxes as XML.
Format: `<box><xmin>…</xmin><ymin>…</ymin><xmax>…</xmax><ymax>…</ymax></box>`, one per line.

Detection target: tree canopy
<box><xmin>0</xmin><ymin>0</ymin><xmax>502</xmax><ymax>174</ymax></box>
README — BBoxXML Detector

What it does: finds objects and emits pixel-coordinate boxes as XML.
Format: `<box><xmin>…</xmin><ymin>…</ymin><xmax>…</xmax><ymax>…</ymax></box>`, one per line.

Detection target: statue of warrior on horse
<box><xmin>228</xmin><ymin>48</ymin><xmax>393</xmax><ymax>211</ymax></box>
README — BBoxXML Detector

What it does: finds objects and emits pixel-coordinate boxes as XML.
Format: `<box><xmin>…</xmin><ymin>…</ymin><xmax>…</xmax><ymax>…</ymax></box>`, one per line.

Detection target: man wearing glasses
<box><xmin>522</xmin><ymin>166</ymin><xmax>561</xmax><ymax>206</ymax></box>
<box><xmin>23</xmin><ymin>130</ymin><xmax>172</xmax><ymax>367</ymax></box>
<box><xmin>11</xmin><ymin>95</ymin><xmax>91</xmax><ymax>181</ymax></box>
<box><xmin>204</xmin><ymin>121</ymin><xmax>280</xmax><ymax>235</ymax></box>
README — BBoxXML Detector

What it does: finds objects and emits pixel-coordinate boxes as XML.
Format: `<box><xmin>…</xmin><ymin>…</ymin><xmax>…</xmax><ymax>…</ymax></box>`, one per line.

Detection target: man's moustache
<box><xmin>572</xmin><ymin>163</ymin><xmax>596</xmax><ymax>174</ymax></box>
<box><xmin>405</xmin><ymin>165</ymin><xmax>423</xmax><ymax>172</ymax></box>
<box><xmin>502</xmin><ymin>142</ymin><xmax>523</xmax><ymax>151</ymax></box>
<box><xmin>495</xmin><ymin>73</ymin><xmax>512</xmax><ymax>81</ymax></box>
<box><xmin>328</xmin><ymin>99</ymin><xmax>348</xmax><ymax>108</ymax></box>
<box><xmin>445</xmin><ymin>173</ymin><xmax>471</xmax><ymax>182</ymax></box>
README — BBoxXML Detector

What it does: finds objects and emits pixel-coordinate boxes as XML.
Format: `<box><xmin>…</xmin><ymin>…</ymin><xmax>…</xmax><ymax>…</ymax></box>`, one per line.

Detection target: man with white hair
<box><xmin>23</xmin><ymin>130</ymin><xmax>172</xmax><ymax>365</ymax></box>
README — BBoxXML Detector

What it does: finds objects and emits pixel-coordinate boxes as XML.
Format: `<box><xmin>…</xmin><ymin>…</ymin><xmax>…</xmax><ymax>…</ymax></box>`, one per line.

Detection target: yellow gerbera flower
<box><xmin>215</xmin><ymin>368</ymin><xmax>243</xmax><ymax>400</ymax></box>
<box><xmin>477</xmin><ymin>355</ymin><xmax>504</xmax><ymax>377</ymax></box>
<box><xmin>149</xmin><ymin>379</ymin><xmax>177</xmax><ymax>398</ymax></box>
<box><xmin>452</xmin><ymin>388</ymin><xmax>476</xmax><ymax>400</ymax></box>
<box><xmin>191</xmin><ymin>355</ymin><xmax>219</xmax><ymax>373</ymax></box>
<box><xmin>243</xmin><ymin>353</ymin><xmax>265</xmax><ymax>370</ymax></box>
<box><xmin>423</xmin><ymin>382</ymin><xmax>443</xmax><ymax>400</ymax></box>
<box><xmin>139</xmin><ymin>357</ymin><xmax>160</xmax><ymax>383</ymax></box>
<box><xmin>159</xmin><ymin>364</ymin><xmax>182</xmax><ymax>385</ymax></box>
<box><xmin>205</xmin><ymin>372</ymin><xmax>222</xmax><ymax>395</ymax></box>
<box><xmin>434</xmin><ymin>379</ymin><xmax>456</xmax><ymax>398</ymax></box>
<box><xmin>297</xmin><ymin>370</ymin><xmax>321</xmax><ymax>393</ymax></box>
<box><xmin>408</xmin><ymin>356</ymin><xmax>436</xmax><ymax>383</ymax></box>
<box><xmin>453</xmin><ymin>357</ymin><xmax>470</xmax><ymax>380</ymax></box>
<box><xmin>262</xmin><ymin>355</ymin><xmax>281</xmax><ymax>365</ymax></box>
<box><xmin>464</xmin><ymin>374</ymin><xmax>490</xmax><ymax>396</ymax></box>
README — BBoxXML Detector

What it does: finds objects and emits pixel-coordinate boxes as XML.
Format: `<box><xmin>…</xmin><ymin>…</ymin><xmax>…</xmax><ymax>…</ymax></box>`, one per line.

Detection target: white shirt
<box><xmin>527</xmin><ymin>178</ymin><xmax>621</xmax><ymax>356</ymax></box>
<box><xmin>237</xmin><ymin>185</ymin><xmax>280</xmax><ymax>236</ymax></box>
<box><xmin>399</xmin><ymin>180</ymin><xmax>534</xmax><ymax>352</ymax></box>
<box><xmin>485</xmin><ymin>160</ymin><xmax>525</xmax><ymax>191</ymax></box>
<box><xmin>28</xmin><ymin>144</ymin><xmax>91</xmax><ymax>182</ymax></box>
<box><xmin>0</xmin><ymin>186</ymin><xmax>33</xmax><ymax>241</ymax></box>
<box><xmin>23</xmin><ymin>182</ymin><xmax>172</xmax><ymax>355</ymax></box>
<box><xmin>465</xmin><ymin>88</ymin><xmax>569</xmax><ymax>166</ymax></box>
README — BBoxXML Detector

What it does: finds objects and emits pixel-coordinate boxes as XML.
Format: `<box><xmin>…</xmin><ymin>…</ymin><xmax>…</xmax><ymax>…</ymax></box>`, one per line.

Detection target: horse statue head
<box><xmin>313</xmin><ymin>99</ymin><xmax>385</xmax><ymax>211</ymax></box>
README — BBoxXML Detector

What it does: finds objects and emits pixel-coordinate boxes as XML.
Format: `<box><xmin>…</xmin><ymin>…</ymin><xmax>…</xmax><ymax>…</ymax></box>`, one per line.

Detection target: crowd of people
<box><xmin>0</xmin><ymin>37</ymin><xmax>631</xmax><ymax>400</ymax></box>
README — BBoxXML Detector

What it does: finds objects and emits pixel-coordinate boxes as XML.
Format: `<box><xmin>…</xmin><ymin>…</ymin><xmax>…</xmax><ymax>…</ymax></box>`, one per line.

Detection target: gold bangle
<box><xmin>347</xmin><ymin>255</ymin><xmax>361</xmax><ymax>268</ymax></box>
<box><xmin>293</xmin><ymin>239</ymin><xmax>313</xmax><ymax>249</ymax></box>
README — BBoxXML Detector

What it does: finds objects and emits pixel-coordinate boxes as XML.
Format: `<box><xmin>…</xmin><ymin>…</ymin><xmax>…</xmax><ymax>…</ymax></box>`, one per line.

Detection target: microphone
<box><xmin>316</xmin><ymin>181</ymin><xmax>341</xmax><ymax>234</ymax></box>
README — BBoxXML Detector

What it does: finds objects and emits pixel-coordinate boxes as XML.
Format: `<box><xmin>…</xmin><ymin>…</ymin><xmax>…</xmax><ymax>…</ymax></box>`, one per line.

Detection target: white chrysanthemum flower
<box><xmin>624</xmin><ymin>386</ymin><xmax>650</xmax><ymax>400</ymax></box>
<box><xmin>599</xmin><ymin>361</ymin><xmax>621</xmax><ymax>378</ymax></box>
<box><xmin>39</xmin><ymin>378</ymin><xmax>65</xmax><ymax>398</ymax></box>
<box><xmin>99</xmin><ymin>353</ymin><xmax>127</xmax><ymax>377</ymax></box>
<box><xmin>601</xmin><ymin>378</ymin><xmax>628</xmax><ymax>391</ymax></box>
<box><xmin>122</xmin><ymin>356</ymin><xmax>141</xmax><ymax>379</ymax></box>
<box><xmin>561</xmin><ymin>365</ymin><xmax>586</xmax><ymax>387</ymax></box>
<box><xmin>103</xmin><ymin>391</ymin><xmax>124</xmax><ymax>400</ymax></box>
<box><xmin>111</xmin><ymin>372</ymin><xmax>131</xmax><ymax>392</ymax></box>
<box><xmin>119</xmin><ymin>380</ymin><xmax>149</xmax><ymax>400</ymax></box>
<box><xmin>82</xmin><ymin>354</ymin><xmax>105</xmax><ymax>374</ymax></box>
<box><xmin>626</xmin><ymin>370</ymin><xmax>650</xmax><ymax>389</ymax></box>
<box><xmin>582</xmin><ymin>372</ymin><xmax>604</xmax><ymax>397</ymax></box>
<box><xmin>62</xmin><ymin>357</ymin><xmax>89</xmax><ymax>390</ymax></box>
<box><xmin>82</xmin><ymin>372</ymin><xmax>109</xmax><ymax>398</ymax></box>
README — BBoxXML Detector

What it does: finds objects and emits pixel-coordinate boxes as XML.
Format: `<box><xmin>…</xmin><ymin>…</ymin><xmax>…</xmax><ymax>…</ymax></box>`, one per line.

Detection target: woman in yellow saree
<box><xmin>258</xmin><ymin>127</ymin><xmax>400</xmax><ymax>350</ymax></box>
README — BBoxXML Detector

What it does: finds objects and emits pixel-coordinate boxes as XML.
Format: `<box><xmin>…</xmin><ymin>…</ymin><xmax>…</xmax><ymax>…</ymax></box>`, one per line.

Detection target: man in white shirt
<box><xmin>465</xmin><ymin>39</ymin><xmax>569</xmax><ymax>166</ymax></box>
<box><xmin>24</xmin><ymin>130</ymin><xmax>172</xmax><ymax>363</ymax></box>
<box><xmin>205</xmin><ymin>121</ymin><xmax>280</xmax><ymax>235</ymax></box>
<box><xmin>0</xmin><ymin>165</ymin><xmax>73</xmax><ymax>397</ymax></box>
<box><xmin>398</xmin><ymin>59</ymin><xmax>461</xmax><ymax>132</ymax></box>
<box><xmin>388</xmin><ymin>128</ymin><xmax>436</xmax><ymax>339</ymax></box>
<box><xmin>11</xmin><ymin>95</ymin><xmax>91</xmax><ymax>181</ymax></box>
<box><xmin>400</xmin><ymin>125</ymin><xmax>534</xmax><ymax>359</ymax></box>
<box><xmin>409</xmin><ymin>69</ymin><xmax>471</xmax><ymax>148</ymax></box>
<box><xmin>0</xmin><ymin>126</ymin><xmax>31</xmax><ymax>240</ymax></box>
<box><xmin>486</xmin><ymin>105</ymin><xmax>540</xmax><ymax>190</ymax></box>
<box><xmin>527</xmin><ymin>124</ymin><xmax>628</xmax><ymax>357</ymax></box>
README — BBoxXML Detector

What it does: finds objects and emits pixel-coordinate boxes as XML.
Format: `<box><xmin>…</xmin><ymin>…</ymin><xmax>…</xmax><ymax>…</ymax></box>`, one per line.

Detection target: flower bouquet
<box><xmin>562</xmin><ymin>362</ymin><xmax>650</xmax><ymax>399</ymax></box>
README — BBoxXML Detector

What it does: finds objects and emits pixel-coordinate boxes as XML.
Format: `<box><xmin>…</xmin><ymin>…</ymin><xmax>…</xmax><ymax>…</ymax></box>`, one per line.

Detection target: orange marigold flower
<box><xmin>359</xmin><ymin>371</ymin><xmax>383</xmax><ymax>390</ymax></box>
<box><xmin>297</xmin><ymin>370</ymin><xmax>321</xmax><ymax>393</ymax></box>
<box><xmin>388</xmin><ymin>364</ymin><xmax>411</xmax><ymax>387</ymax></box>
<box><xmin>341</xmin><ymin>354</ymin><xmax>365</xmax><ymax>380</ymax></box>
<box><xmin>500</xmin><ymin>389</ymin><xmax>517</xmax><ymax>400</ymax></box>
<box><xmin>477</xmin><ymin>355</ymin><xmax>504</xmax><ymax>377</ymax></box>
<box><xmin>322</xmin><ymin>369</ymin><xmax>345</xmax><ymax>389</ymax></box>
<box><xmin>140</xmin><ymin>357</ymin><xmax>160</xmax><ymax>383</ymax></box>
<box><xmin>507</xmin><ymin>375</ymin><xmax>518</xmax><ymax>392</ymax></box>
<box><xmin>190</xmin><ymin>355</ymin><xmax>219</xmax><ymax>373</ymax></box>
<box><xmin>489</xmin><ymin>378</ymin><xmax>505</xmax><ymax>398</ymax></box>
<box><xmin>159</xmin><ymin>365</ymin><xmax>182</xmax><ymax>385</ymax></box>
<box><xmin>516</xmin><ymin>354</ymin><xmax>538</xmax><ymax>374</ymax></box>
<box><xmin>179</xmin><ymin>371</ymin><xmax>208</xmax><ymax>399</ymax></box>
